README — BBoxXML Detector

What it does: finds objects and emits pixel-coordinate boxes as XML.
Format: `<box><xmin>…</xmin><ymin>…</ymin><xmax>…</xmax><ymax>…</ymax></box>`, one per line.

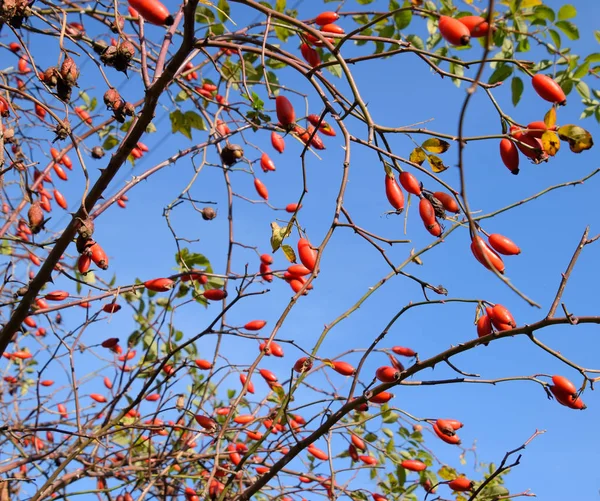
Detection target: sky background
<box><xmin>8</xmin><ymin>0</ymin><xmax>600</xmax><ymax>499</ymax></box>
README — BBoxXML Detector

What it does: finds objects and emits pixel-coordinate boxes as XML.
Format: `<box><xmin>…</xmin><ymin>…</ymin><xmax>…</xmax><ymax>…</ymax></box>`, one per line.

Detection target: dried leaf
<box><xmin>426</xmin><ymin>154</ymin><xmax>448</xmax><ymax>173</ymax></box>
<box><xmin>557</xmin><ymin>124</ymin><xmax>594</xmax><ymax>153</ymax></box>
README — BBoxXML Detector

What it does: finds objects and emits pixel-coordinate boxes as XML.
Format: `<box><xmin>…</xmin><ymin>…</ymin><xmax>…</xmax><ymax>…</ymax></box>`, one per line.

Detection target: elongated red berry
<box><xmin>531</xmin><ymin>74</ymin><xmax>566</xmax><ymax>106</ymax></box>
<box><xmin>271</xmin><ymin>132</ymin><xmax>285</xmax><ymax>153</ymax></box>
<box><xmin>385</xmin><ymin>174</ymin><xmax>404</xmax><ymax>211</ymax></box>
<box><xmin>488</xmin><ymin>233</ymin><xmax>520</xmax><ymax>255</ymax></box>
<box><xmin>458</xmin><ymin>16</ymin><xmax>490</xmax><ymax>37</ymax></box>
<box><xmin>127</xmin><ymin>0</ymin><xmax>173</xmax><ymax>26</ymax></box>
<box><xmin>275</xmin><ymin>95</ymin><xmax>295</xmax><ymax>126</ymax></box>
<box><xmin>499</xmin><ymin>139</ymin><xmax>519</xmax><ymax>175</ymax></box>
<box><xmin>315</xmin><ymin>11</ymin><xmax>339</xmax><ymax>26</ymax></box>
<box><xmin>399</xmin><ymin>172</ymin><xmax>421</xmax><ymax>196</ymax></box>
<box><xmin>144</xmin><ymin>278</ymin><xmax>174</xmax><ymax>292</ymax></box>
<box><xmin>439</xmin><ymin>16</ymin><xmax>471</xmax><ymax>46</ymax></box>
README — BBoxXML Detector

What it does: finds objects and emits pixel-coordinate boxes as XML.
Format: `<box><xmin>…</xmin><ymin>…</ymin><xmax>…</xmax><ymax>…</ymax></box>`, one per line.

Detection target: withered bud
<box><xmin>76</xmin><ymin>217</ymin><xmax>94</xmax><ymax>240</ymax></box>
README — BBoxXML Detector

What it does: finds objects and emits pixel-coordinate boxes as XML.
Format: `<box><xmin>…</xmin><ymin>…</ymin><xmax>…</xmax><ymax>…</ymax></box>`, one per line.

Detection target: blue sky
<box><xmin>13</xmin><ymin>0</ymin><xmax>600</xmax><ymax>499</ymax></box>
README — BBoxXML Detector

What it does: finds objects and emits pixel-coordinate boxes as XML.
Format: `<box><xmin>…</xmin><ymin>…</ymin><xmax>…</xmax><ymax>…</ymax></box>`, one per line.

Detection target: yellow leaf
<box><xmin>438</xmin><ymin>465</ymin><xmax>457</xmax><ymax>481</ymax></box>
<box><xmin>281</xmin><ymin>244</ymin><xmax>297</xmax><ymax>263</ymax></box>
<box><xmin>421</xmin><ymin>138</ymin><xmax>451</xmax><ymax>154</ymax></box>
<box><xmin>426</xmin><ymin>154</ymin><xmax>448</xmax><ymax>173</ymax></box>
<box><xmin>541</xmin><ymin>130</ymin><xmax>560</xmax><ymax>156</ymax></box>
<box><xmin>557</xmin><ymin>124</ymin><xmax>594</xmax><ymax>153</ymax></box>
<box><xmin>544</xmin><ymin>107</ymin><xmax>557</xmax><ymax>127</ymax></box>
<box><xmin>521</xmin><ymin>0</ymin><xmax>542</xmax><ymax>7</ymax></box>
<box><xmin>409</xmin><ymin>147</ymin><xmax>426</xmax><ymax>166</ymax></box>
<box><xmin>270</xmin><ymin>222</ymin><xmax>291</xmax><ymax>252</ymax></box>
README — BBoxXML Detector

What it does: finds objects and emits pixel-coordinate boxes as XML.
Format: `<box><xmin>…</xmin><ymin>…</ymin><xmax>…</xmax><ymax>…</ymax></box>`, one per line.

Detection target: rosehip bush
<box><xmin>0</xmin><ymin>1</ymin><xmax>598</xmax><ymax>501</ymax></box>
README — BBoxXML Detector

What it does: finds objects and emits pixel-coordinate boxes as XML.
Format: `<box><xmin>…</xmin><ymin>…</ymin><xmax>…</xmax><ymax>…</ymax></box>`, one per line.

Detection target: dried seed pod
<box><xmin>76</xmin><ymin>235</ymin><xmax>95</xmax><ymax>254</ymax></box>
<box><xmin>103</xmin><ymin>88</ymin><xmax>123</xmax><ymax>111</ymax></box>
<box><xmin>28</xmin><ymin>202</ymin><xmax>44</xmax><ymax>234</ymax></box>
<box><xmin>122</xmin><ymin>102</ymin><xmax>135</xmax><ymax>116</ymax></box>
<box><xmin>201</xmin><ymin>207</ymin><xmax>217</xmax><ymax>220</ymax></box>
<box><xmin>92</xmin><ymin>40</ymin><xmax>109</xmax><ymax>55</ymax></box>
<box><xmin>60</xmin><ymin>56</ymin><xmax>79</xmax><ymax>86</ymax></box>
<box><xmin>42</xmin><ymin>67</ymin><xmax>60</xmax><ymax>88</ymax></box>
<box><xmin>54</xmin><ymin>120</ymin><xmax>71</xmax><ymax>141</ymax></box>
<box><xmin>423</xmin><ymin>191</ymin><xmax>446</xmax><ymax>219</ymax></box>
<box><xmin>91</xmin><ymin>146</ymin><xmax>105</xmax><ymax>159</ymax></box>
<box><xmin>117</xmin><ymin>41</ymin><xmax>135</xmax><ymax>62</ymax></box>
<box><xmin>220</xmin><ymin>144</ymin><xmax>244</xmax><ymax>166</ymax></box>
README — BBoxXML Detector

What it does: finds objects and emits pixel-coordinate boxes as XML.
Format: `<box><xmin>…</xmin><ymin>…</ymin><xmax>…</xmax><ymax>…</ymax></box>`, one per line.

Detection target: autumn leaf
<box><xmin>409</xmin><ymin>147</ymin><xmax>426</xmax><ymax>165</ymax></box>
<box><xmin>541</xmin><ymin>130</ymin><xmax>560</xmax><ymax>156</ymax></box>
<box><xmin>557</xmin><ymin>124</ymin><xmax>594</xmax><ymax>153</ymax></box>
<box><xmin>421</xmin><ymin>138</ymin><xmax>451</xmax><ymax>154</ymax></box>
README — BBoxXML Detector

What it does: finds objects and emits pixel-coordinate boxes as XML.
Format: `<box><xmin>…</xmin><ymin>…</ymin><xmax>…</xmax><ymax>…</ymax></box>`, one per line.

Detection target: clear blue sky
<box><xmin>21</xmin><ymin>0</ymin><xmax>599</xmax><ymax>499</ymax></box>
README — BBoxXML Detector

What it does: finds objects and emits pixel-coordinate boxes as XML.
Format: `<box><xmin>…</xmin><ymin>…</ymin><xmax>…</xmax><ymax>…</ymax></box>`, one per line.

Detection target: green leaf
<box><xmin>275</xmin><ymin>0</ymin><xmax>285</xmax><ymax>11</ymax></box>
<box><xmin>520</xmin><ymin>0</ymin><xmax>541</xmax><ymax>7</ymax></box>
<box><xmin>573</xmin><ymin>62</ymin><xmax>590</xmax><ymax>79</ymax></box>
<box><xmin>175</xmin><ymin>89</ymin><xmax>191</xmax><ymax>102</ymax></box>
<box><xmin>393</xmin><ymin>1</ymin><xmax>412</xmax><ymax>30</ymax></box>
<box><xmin>357</xmin><ymin>0</ymin><xmax>375</xmax><ymax>4</ymax></box>
<box><xmin>82</xmin><ymin>270</ymin><xmax>96</xmax><ymax>285</ymax></box>
<box><xmin>555</xmin><ymin>20</ymin><xmax>579</xmax><ymax>40</ymax></box>
<box><xmin>548</xmin><ymin>28</ymin><xmax>561</xmax><ymax>49</ymax></box>
<box><xmin>421</xmin><ymin>138</ymin><xmax>450</xmax><ymax>154</ymax></box>
<box><xmin>177</xmin><ymin>248</ymin><xmax>210</xmax><ymax>269</ymax></box>
<box><xmin>325</xmin><ymin>63</ymin><xmax>342</xmax><ymax>78</ymax></box>
<box><xmin>557</xmin><ymin>4</ymin><xmax>576</xmax><ymax>21</ymax></box>
<box><xmin>557</xmin><ymin>124</ymin><xmax>594</xmax><ymax>152</ymax></box>
<box><xmin>0</xmin><ymin>241</ymin><xmax>11</xmax><ymax>255</ymax></box>
<box><xmin>185</xmin><ymin>111</ymin><xmax>206</xmax><ymax>131</ymax></box>
<box><xmin>170</xmin><ymin>110</ymin><xmax>191</xmax><ymax>139</ymax></box>
<box><xmin>217</xmin><ymin>0</ymin><xmax>230</xmax><ymax>23</ymax></box>
<box><xmin>584</xmin><ymin>53</ymin><xmax>600</xmax><ymax>64</ymax></box>
<box><xmin>595</xmin><ymin>30</ymin><xmax>600</xmax><ymax>44</ymax></box>
<box><xmin>102</xmin><ymin>135</ymin><xmax>119</xmax><ymax>151</ymax></box>
<box><xmin>511</xmin><ymin>76</ymin><xmax>524</xmax><ymax>106</ymax></box>
<box><xmin>146</xmin><ymin>122</ymin><xmax>157</xmax><ymax>133</ymax></box>
<box><xmin>196</xmin><ymin>6</ymin><xmax>215</xmax><ymax>24</ymax></box>
<box><xmin>488</xmin><ymin>64</ymin><xmax>513</xmax><ymax>85</ymax></box>
<box><xmin>576</xmin><ymin>80</ymin><xmax>590</xmax><ymax>100</ymax></box>
<box><xmin>281</xmin><ymin>244</ymin><xmax>296</xmax><ymax>263</ymax></box>
<box><xmin>405</xmin><ymin>34</ymin><xmax>424</xmax><ymax>50</ymax></box>
<box><xmin>533</xmin><ymin>5</ymin><xmax>555</xmax><ymax>22</ymax></box>
<box><xmin>274</xmin><ymin>24</ymin><xmax>291</xmax><ymax>42</ymax></box>
<box><xmin>481</xmin><ymin>485</ymin><xmax>510</xmax><ymax>499</ymax></box>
